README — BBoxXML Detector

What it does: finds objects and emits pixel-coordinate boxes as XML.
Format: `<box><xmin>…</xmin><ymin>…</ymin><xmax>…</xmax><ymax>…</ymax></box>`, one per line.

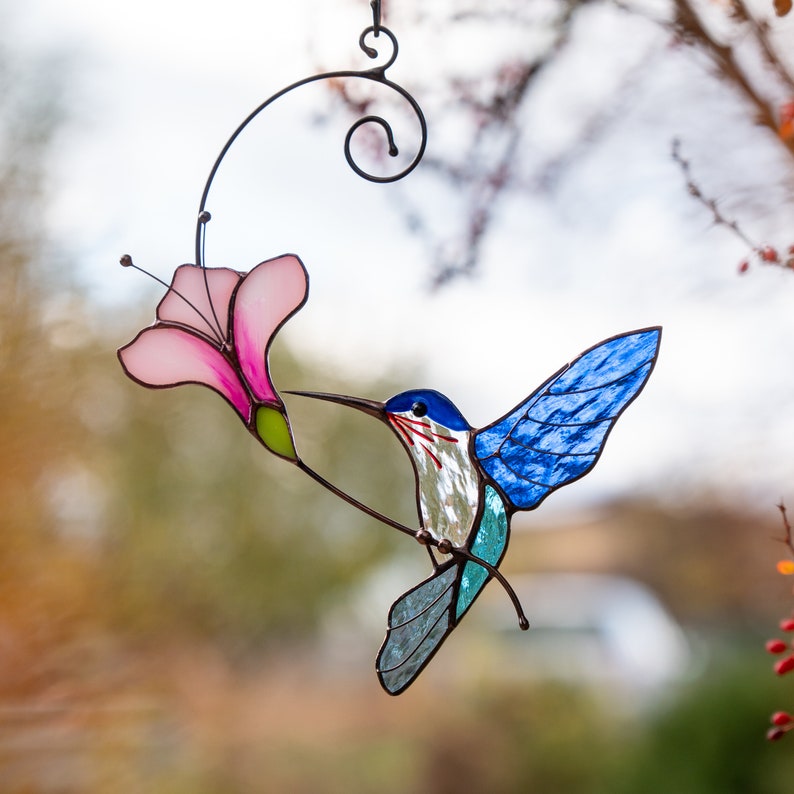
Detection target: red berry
<box><xmin>780</xmin><ymin>618</ymin><xmax>794</xmax><ymax>631</ymax></box>
<box><xmin>767</xmin><ymin>727</ymin><xmax>786</xmax><ymax>741</ymax></box>
<box><xmin>767</xmin><ymin>639</ymin><xmax>788</xmax><ymax>654</ymax></box>
<box><xmin>774</xmin><ymin>655</ymin><xmax>794</xmax><ymax>675</ymax></box>
<box><xmin>772</xmin><ymin>711</ymin><xmax>793</xmax><ymax>726</ymax></box>
<box><xmin>774</xmin><ymin>0</ymin><xmax>792</xmax><ymax>17</ymax></box>
<box><xmin>738</xmin><ymin>259</ymin><xmax>750</xmax><ymax>274</ymax></box>
<box><xmin>760</xmin><ymin>246</ymin><xmax>780</xmax><ymax>263</ymax></box>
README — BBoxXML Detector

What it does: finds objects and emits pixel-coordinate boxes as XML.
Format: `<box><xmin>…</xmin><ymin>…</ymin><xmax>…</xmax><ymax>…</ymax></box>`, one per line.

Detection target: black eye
<box><xmin>411</xmin><ymin>401</ymin><xmax>428</xmax><ymax>417</ymax></box>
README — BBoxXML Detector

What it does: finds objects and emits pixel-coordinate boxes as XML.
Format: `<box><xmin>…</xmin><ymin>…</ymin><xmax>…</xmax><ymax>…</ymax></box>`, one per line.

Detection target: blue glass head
<box><xmin>384</xmin><ymin>389</ymin><xmax>469</xmax><ymax>431</ymax></box>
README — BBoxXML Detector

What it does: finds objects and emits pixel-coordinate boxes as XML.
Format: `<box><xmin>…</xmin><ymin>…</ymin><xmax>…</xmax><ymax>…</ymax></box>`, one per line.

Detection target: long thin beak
<box><xmin>285</xmin><ymin>390</ymin><xmax>386</xmax><ymax>420</ymax></box>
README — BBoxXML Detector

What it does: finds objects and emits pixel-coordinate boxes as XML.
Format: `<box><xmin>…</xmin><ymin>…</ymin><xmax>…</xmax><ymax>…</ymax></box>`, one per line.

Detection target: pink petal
<box><xmin>157</xmin><ymin>265</ymin><xmax>242</xmax><ymax>344</ymax></box>
<box><xmin>118</xmin><ymin>326</ymin><xmax>252</xmax><ymax>420</ymax></box>
<box><xmin>232</xmin><ymin>255</ymin><xmax>308</xmax><ymax>403</ymax></box>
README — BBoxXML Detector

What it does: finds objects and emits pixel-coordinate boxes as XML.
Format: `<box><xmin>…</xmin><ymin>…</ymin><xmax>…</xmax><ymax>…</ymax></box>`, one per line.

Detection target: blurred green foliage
<box><xmin>605</xmin><ymin>654</ymin><xmax>794</xmax><ymax>794</ymax></box>
<box><xmin>99</xmin><ymin>344</ymin><xmax>414</xmax><ymax>648</ymax></box>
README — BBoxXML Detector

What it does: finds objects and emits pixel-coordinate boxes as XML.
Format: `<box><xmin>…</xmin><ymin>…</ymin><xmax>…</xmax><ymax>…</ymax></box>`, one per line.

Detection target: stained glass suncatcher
<box><xmin>119</xmin><ymin>267</ymin><xmax>661</xmax><ymax>694</ymax></box>
<box><xmin>116</xmin><ymin>2</ymin><xmax>662</xmax><ymax>695</ymax></box>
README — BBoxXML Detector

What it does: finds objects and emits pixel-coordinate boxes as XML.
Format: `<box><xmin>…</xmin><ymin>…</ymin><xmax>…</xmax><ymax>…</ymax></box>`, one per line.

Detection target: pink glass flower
<box><xmin>118</xmin><ymin>254</ymin><xmax>308</xmax><ymax>460</ymax></box>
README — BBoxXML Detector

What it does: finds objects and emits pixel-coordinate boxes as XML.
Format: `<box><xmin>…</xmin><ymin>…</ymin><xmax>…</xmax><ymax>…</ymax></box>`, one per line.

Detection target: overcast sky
<box><xmin>10</xmin><ymin>0</ymin><xmax>794</xmax><ymax>514</ymax></box>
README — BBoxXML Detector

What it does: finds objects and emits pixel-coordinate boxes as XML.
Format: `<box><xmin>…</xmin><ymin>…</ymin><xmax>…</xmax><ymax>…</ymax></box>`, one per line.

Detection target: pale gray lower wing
<box><xmin>376</xmin><ymin>563</ymin><xmax>458</xmax><ymax>695</ymax></box>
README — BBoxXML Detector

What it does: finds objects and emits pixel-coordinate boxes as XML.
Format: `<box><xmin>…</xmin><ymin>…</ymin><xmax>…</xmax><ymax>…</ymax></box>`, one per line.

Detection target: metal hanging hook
<box><xmin>193</xmin><ymin>0</ymin><xmax>426</xmax><ymax>267</ymax></box>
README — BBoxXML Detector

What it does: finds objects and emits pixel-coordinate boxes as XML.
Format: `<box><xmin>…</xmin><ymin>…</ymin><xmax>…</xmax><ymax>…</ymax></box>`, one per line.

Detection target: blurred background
<box><xmin>3</xmin><ymin>0</ymin><xmax>794</xmax><ymax>790</ymax></box>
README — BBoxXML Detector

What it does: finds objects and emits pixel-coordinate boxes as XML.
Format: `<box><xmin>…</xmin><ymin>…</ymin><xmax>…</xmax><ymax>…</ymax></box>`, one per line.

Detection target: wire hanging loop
<box><xmin>193</xmin><ymin>23</ymin><xmax>427</xmax><ymax>269</ymax></box>
<box><xmin>344</xmin><ymin>26</ymin><xmax>426</xmax><ymax>184</ymax></box>
<box><xmin>359</xmin><ymin>23</ymin><xmax>396</xmax><ymax>67</ymax></box>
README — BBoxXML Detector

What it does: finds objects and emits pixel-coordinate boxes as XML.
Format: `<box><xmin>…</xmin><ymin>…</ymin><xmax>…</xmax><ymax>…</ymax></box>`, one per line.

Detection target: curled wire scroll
<box><xmin>194</xmin><ymin>25</ymin><xmax>427</xmax><ymax>268</ymax></box>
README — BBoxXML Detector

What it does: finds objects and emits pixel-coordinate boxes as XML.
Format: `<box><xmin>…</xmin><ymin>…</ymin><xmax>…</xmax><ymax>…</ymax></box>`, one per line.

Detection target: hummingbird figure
<box><xmin>293</xmin><ymin>326</ymin><xmax>661</xmax><ymax>695</ymax></box>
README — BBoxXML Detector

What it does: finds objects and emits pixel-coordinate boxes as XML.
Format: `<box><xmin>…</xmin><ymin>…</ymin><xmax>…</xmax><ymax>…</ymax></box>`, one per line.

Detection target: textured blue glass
<box><xmin>456</xmin><ymin>486</ymin><xmax>508</xmax><ymax>619</ymax></box>
<box><xmin>528</xmin><ymin>364</ymin><xmax>652</xmax><ymax>424</ymax></box>
<box><xmin>552</xmin><ymin>329</ymin><xmax>659</xmax><ymax>392</ymax></box>
<box><xmin>479</xmin><ymin>456</ymin><xmax>549</xmax><ymax>508</ymax></box>
<box><xmin>500</xmin><ymin>441</ymin><xmax>596</xmax><ymax>486</ymax></box>
<box><xmin>474</xmin><ymin>329</ymin><xmax>660</xmax><ymax>510</ymax></box>
<box><xmin>510</xmin><ymin>417</ymin><xmax>611</xmax><ymax>455</ymax></box>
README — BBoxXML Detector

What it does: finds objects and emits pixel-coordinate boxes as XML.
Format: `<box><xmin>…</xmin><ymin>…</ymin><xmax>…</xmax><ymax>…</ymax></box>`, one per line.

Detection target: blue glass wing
<box><xmin>376</xmin><ymin>563</ymin><xmax>458</xmax><ymax>695</ymax></box>
<box><xmin>474</xmin><ymin>327</ymin><xmax>661</xmax><ymax>511</ymax></box>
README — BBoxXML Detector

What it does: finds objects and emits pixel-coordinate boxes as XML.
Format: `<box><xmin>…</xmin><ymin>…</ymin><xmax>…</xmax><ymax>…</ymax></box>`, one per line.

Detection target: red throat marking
<box><xmin>388</xmin><ymin>414</ymin><xmax>457</xmax><ymax>470</ymax></box>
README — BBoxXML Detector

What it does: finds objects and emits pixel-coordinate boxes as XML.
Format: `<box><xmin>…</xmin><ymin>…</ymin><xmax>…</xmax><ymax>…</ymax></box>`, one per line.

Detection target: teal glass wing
<box><xmin>456</xmin><ymin>485</ymin><xmax>508</xmax><ymax>619</ymax></box>
<box><xmin>473</xmin><ymin>327</ymin><xmax>661</xmax><ymax>510</ymax></box>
